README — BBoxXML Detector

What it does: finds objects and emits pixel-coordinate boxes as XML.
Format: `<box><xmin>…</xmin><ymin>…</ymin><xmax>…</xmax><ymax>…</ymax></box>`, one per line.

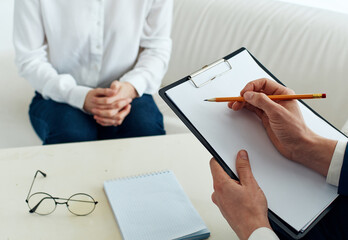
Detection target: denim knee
<box><xmin>29</xmin><ymin>93</ymin><xmax>98</xmax><ymax>144</ymax></box>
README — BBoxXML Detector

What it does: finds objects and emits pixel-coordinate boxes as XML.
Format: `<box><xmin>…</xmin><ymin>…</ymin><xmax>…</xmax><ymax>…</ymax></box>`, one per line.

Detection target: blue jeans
<box><xmin>29</xmin><ymin>92</ymin><xmax>165</xmax><ymax>145</ymax></box>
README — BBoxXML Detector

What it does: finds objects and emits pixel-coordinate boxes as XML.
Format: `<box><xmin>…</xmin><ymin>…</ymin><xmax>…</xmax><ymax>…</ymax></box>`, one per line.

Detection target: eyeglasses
<box><xmin>26</xmin><ymin>170</ymin><xmax>98</xmax><ymax>216</ymax></box>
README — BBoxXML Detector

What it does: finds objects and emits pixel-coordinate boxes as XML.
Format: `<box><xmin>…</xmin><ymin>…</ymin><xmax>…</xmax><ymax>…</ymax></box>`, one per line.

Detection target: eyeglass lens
<box><xmin>67</xmin><ymin>193</ymin><xmax>97</xmax><ymax>216</ymax></box>
<box><xmin>27</xmin><ymin>192</ymin><xmax>56</xmax><ymax>215</ymax></box>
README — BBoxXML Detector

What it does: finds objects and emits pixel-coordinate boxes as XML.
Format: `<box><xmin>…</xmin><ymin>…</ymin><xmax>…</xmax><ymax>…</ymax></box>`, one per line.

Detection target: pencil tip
<box><xmin>322</xmin><ymin>93</ymin><xmax>326</xmax><ymax>98</ymax></box>
<box><xmin>204</xmin><ymin>99</ymin><xmax>208</xmax><ymax>101</ymax></box>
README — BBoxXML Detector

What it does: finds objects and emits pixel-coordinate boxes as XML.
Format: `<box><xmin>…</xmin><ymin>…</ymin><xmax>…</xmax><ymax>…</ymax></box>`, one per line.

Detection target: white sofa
<box><xmin>1</xmin><ymin>0</ymin><xmax>348</xmax><ymax>148</ymax></box>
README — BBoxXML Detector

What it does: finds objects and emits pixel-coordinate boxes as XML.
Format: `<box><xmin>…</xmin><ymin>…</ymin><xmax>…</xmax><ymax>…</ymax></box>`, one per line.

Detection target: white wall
<box><xmin>0</xmin><ymin>1</ymin><xmax>14</xmax><ymax>53</ymax></box>
<box><xmin>277</xmin><ymin>0</ymin><xmax>348</xmax><ymax>14</ymax></box>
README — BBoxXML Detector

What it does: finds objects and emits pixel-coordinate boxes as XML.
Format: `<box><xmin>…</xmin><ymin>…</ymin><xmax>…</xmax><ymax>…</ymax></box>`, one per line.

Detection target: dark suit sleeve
<box><xmin>338</xmin><ymin>143</ymin><xmax>348</xmax><ymax>195</ymax></box>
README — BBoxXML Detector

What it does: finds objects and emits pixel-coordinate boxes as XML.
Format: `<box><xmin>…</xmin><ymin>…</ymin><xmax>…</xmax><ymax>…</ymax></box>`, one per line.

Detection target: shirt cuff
<box><xmin>67</xmin><ymin>86</ymin><xmax>92</xmax><ymax>110</ymax></box>
<box><xmin>119</xmin><ymin>74</ymin><xmax>147</xmax><ymax>97</ymax></box>
<box><xmin>248</xmin><ymin>227</ymin><xmax>279</xmax><ymax>240</ymax></box>
<box><xmin>326</xmin><ymin>141</ymin><xmax>347</xmax><ymax>186</ymax></box>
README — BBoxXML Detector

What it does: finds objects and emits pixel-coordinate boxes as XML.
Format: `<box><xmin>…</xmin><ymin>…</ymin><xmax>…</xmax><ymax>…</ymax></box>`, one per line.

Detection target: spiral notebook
<box><xmin>104</xmin><ymin>170</ymin><xmax>210</xmax><ymax>240</ymax></box>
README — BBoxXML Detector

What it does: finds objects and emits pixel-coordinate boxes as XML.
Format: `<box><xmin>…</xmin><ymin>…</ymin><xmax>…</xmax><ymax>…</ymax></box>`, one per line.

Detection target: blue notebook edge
<box><xmin>103</xmin><ymin>183</ymin><xmax>127</xmax><ymax>240</ymax></box>
<box><xmin>174</xmin><ymin>228</ymin><xmax>210</xmax><ymax>240</ymax></box>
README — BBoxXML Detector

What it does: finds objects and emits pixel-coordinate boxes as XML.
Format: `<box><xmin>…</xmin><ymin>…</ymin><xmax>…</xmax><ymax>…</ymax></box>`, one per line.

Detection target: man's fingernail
<box><xmin>244</xmin><ymin>92</ymin><xmax>254</xmax><ymax>101</ymax></box>
<box><xmin>231</xmin><ymin>102</ymin><xmax>237</xmax><ymax>110</ymax></box>
<box><xmin>239</xmin><ymin>150</ymin><xmax>248</xmax><ymax>159</ymax></box>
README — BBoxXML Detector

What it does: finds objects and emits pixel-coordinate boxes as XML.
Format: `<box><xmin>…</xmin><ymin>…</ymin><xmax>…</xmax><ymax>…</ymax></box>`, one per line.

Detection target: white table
<box><xmin>0</xmin><ymin>133</ymin><xmax>237</xmax><ymax>239</ymax></box>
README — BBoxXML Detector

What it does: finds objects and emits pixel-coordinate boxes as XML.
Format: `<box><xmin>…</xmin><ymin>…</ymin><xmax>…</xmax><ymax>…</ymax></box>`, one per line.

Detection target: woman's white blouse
<box><xmin>14</xmin><ymin>0</ymin><xmax>172</xmax><ymax>109</ymax></box>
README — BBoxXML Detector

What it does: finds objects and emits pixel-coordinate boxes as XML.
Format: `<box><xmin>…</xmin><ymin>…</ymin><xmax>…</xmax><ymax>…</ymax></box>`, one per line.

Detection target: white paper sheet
<box><xmin>166</xmin><ymin>50</ymin><xmax>347</xmax><ymax>232</ymax></box>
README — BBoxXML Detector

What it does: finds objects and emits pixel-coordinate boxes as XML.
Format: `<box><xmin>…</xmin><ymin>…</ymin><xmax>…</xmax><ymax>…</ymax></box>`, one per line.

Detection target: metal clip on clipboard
<box><xmin>189</xmin><ymin>59</ymin><xmax>232</xmax><ymax>88</ymax></box>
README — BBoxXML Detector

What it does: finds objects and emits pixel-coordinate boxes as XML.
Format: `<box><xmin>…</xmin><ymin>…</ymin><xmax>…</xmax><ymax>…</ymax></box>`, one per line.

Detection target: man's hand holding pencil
<box><xmin>210</xmin><ymin>78</ymin><xmax>338</xmax><ymax>240</ymax></box>
<box><xmin>226</xmin><ymin>78</ymin><xmax>335</xmax><ymax>176</ymax></box>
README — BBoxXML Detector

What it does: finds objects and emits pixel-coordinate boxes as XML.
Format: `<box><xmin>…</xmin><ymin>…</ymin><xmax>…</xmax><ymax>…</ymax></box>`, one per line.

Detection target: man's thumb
<box><xmin>236</xmin><ymin>150</ymin><xmax>256</xmax><ymax>186</ymax></box>
<box><xmin>243</xmin><ymin>91</ymin><xmax>278</xmax><ymax>114</ymax></box>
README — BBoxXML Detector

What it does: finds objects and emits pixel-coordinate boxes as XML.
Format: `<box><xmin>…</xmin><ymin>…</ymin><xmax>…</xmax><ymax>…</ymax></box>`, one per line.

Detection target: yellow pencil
<box><xmin>204</xmin><ymin>93</ymin><xmax>326</xmax><ymax>102</ymax></box>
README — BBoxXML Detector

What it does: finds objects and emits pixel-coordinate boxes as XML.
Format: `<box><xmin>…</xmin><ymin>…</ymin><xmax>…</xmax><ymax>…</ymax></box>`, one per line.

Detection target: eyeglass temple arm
<box><xmin>56</xmin><ymin>197</ymin><xmax>98</xmax><ymax>204</ymax></box>
<box><xmin>29</xmin><ymin>197</ymin><xmax>98</xmax><ymax>213</ymax></box>
<box><xmin>26</xmin><ymin>170</ymin><xmax>47</xmax><ymax>203</ymax></box>
<box><xmin>29</xmin><ymin>196</ymin><xmax>51</xmax><ymax>213</ymax></box>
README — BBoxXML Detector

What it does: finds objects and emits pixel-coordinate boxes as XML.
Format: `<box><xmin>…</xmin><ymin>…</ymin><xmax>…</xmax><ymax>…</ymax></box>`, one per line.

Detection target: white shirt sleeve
<box><xmin>248</xmin><ymin>227</ymin><xmax>279</xmax><ymax>240</ymax></box>
<box><xmin>326</xmin><ymin>141</ymin><xmax>347</xmax><ymax>186</ymax></box>
<box><xmin>13</xmin><ymin>0</ymin><xmax>91</xmax><ymax>110</ymax></box>
<box><xmin>119</xmin><ymin>0</ymin><xmax>173</xmax><ymax>96</ymax></box>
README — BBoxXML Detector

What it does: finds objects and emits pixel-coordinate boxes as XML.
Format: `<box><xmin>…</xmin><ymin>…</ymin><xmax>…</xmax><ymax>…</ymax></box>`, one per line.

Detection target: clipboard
<box><xmin>159</xmin><ymin>48</ymin><xmax>347</xmax><ymax>239</ymax></box>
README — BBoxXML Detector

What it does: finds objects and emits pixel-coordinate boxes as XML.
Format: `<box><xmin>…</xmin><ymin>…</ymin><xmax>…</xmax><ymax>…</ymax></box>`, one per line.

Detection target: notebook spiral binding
<box><xmin>108</xmin><ymin>170</ymin><xmax>171</xmax><ymax>181</ymax></box>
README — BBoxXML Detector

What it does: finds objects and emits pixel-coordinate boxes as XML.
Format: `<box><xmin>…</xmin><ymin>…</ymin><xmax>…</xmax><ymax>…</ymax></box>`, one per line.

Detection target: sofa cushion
<box><xmin>0</xmin><ymin>51</ymin><xmax>41</xmax><ymax>148</ymax></box>
<box><xmin>164</xmin><ymin>0</ymin><xmax>348</xmax><ymax>129</ymax></box>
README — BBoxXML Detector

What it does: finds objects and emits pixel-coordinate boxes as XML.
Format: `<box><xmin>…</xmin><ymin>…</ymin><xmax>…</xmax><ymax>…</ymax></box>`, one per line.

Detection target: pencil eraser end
<box><xmin>322</xmin><ymin>93</ymin><xmax>326</xmax><ymax>98</ymax></box>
